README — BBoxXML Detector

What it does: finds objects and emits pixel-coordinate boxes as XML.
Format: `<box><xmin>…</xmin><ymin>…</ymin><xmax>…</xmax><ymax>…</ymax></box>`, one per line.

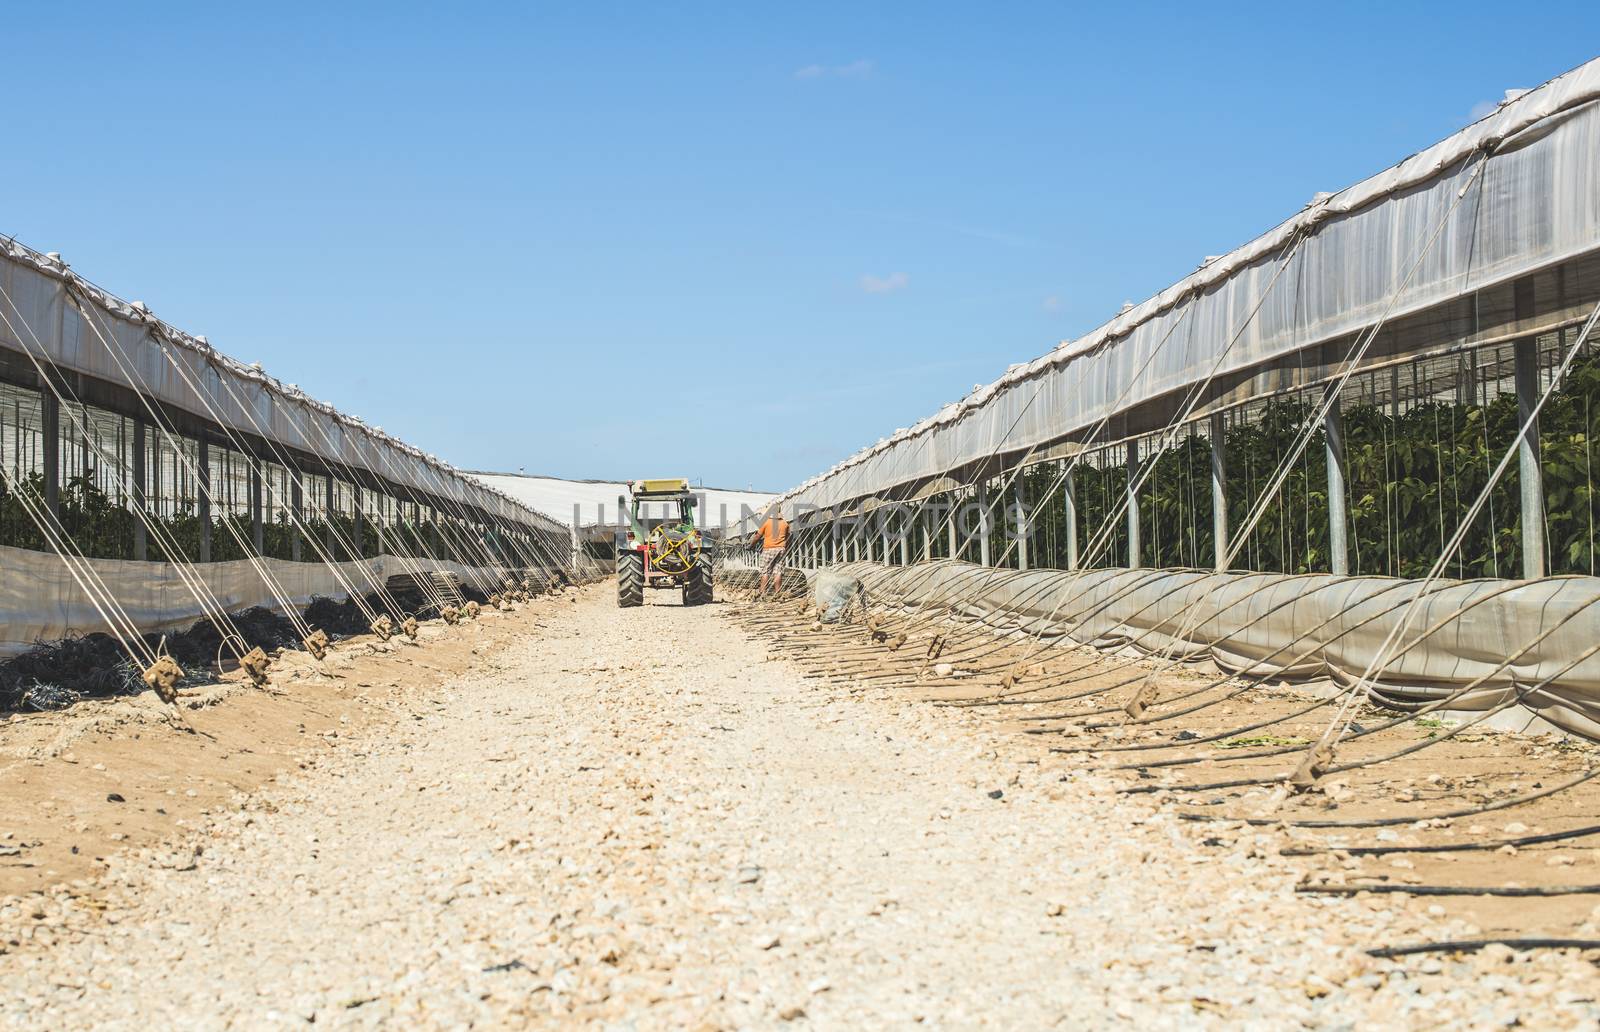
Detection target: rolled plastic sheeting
<box><xmin>0</xmin><ymin>544</ymin><xmax>529</xmax><ymax>657</ymax></box>
<box><xmin>845</xmin><ymin>560</ymin><xmax>1600</xmax><ymax>740</ymax></box>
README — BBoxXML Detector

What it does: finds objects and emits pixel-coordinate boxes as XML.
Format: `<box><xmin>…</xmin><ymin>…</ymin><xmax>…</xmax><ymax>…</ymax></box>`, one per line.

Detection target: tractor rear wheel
<box><xmin>683</xmin><ymin>551</ymin><xmax>714</xmax><ymax>606</ymax></box>
<box><xmin>617</xmin><ymin>551</ymin><xmax>644</xmax><ymax>607</ymax></box>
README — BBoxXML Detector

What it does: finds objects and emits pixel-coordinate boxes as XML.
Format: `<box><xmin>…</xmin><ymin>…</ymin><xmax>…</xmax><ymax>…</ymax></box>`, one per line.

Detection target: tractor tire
<box><xmin>617</xmin><ymin>552</ymin><xmax>644</xmax><ymax>608</ymax></box>
<box><xmin>684</xmin><ymin>552</ymin><xmax>714</xmax><ymax>606</ymax></box>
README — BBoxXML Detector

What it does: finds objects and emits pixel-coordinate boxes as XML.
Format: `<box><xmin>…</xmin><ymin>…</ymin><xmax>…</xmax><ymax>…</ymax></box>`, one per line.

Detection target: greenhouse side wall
<box><xmin>0</xmin><ymin>545</ymin><xmax>542</xmax><ymax>658</ymax></box>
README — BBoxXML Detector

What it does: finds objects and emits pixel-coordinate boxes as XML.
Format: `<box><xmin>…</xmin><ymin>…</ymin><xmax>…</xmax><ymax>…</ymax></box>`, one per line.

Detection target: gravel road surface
<box><xmin>2</xmin><ymin>585</ymin><xmax>1595</xmax><ymax>1029</ymax></box>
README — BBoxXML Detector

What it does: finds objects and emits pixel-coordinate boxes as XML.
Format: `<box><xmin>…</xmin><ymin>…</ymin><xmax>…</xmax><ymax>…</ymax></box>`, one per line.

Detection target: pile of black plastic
<box><xmin>303</xmin><ymin>594</ymin><xmax>387</xmax><ymax>636</ymax></box>
<box><xmin>0</xmin><ymin>633</ymin><xmax>142</xmax><ymax>712</ymax></box>
<box><xmin>1</xmin><ymin>588</ymin><xmax>479</xmax><ymax>714</ymax></box>
<box><xmin>156</xmin><ymin>606</ymin><xmax>302</xmax><ymax>672</ymax></box>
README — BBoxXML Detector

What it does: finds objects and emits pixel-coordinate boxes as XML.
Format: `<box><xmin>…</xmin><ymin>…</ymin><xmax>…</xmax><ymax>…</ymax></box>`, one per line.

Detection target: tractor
<box><xmin>616</xmin><ymin>478</ymin><xmax>713</xmax><ymax>607</ymax></box>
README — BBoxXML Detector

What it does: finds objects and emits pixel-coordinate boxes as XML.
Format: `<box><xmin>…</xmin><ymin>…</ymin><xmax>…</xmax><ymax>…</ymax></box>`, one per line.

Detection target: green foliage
<box><xmin>1220</xmin><ymin>734</ymin><xmax>1310</xmax><ymax>749</ymax></box>
<box><xmin>58</xmin><ymin>472</ymin><xmax>136</xmax><ymax>560</ymax></box>
<box><xmin>0</xmin><ymin>472</ymin><xmax>50</xmax><ymax>552</ymax></box>
<box><xmin>1015</xmin><ymin>347</ymin><xmax>1600</xmax><ymax>578</ymax></box>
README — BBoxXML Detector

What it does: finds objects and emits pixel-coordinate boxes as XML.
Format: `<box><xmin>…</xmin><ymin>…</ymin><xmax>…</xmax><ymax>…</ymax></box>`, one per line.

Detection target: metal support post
<box><xmin>1125</xmin><ymin>439</ymin><xmax>1140</xmax><ymax>568</ymax></box>
<box><xmin>197</xmin><ymin>440</ymin><xmax>211</xmax><ymax>563</ymax></box>
<box><xmin>1064</xmin><ymin>463</ymin><xmax>1079</xmax><ymax>571</ymax></box>
<box><xmin>132</xmin><ymin>417</ymin><xmax>147</xmax><ymax>561</ymax></box>
<box><xmin>1513</xmin><ymin>277</ymin><xmax>1546</xmax><ymax>579</ymax></box>
<box><xmin>1014</xmin><ymin>479</ymin><xmax>1029</xmax><ymax>571</ymax></box>
<box><xmin>1325</xmin><ymin>388</ymin><xmax>1349</xmax><ymax>576</ymax></box>
<box><xmin>1210</xmin><ymin>412</ymin><xmax>1228</xmax><ymax>571</ymax></box>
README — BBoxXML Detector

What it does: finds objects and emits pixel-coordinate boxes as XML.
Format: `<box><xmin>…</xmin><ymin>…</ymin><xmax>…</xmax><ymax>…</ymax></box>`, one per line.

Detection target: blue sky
<box><xmin>6</xmin><ymin>4</ymin><xmax>1598</xmax><ymax>491</ymax></box>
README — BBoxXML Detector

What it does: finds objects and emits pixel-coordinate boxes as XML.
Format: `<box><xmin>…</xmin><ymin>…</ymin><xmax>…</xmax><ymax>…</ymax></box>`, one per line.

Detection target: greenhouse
<box><xmin>753</xmin><ymin>57</ymin><xmax>1600</xmax><ymax>740</ymax></box>
<box><xmin>0</xmin><ymin>236</ymin><xmax>577</xmax><ymax>669</ymax></box>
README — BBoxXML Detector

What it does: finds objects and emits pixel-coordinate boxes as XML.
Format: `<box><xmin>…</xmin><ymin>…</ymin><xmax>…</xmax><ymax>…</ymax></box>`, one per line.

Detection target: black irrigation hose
<box><xmin>1133</xmin><ymin>642</ymin><xmax>1600</xmax><ymax>798</ymax></box>
<box><xmin>1178</xmin><ymin>765</ymin><xmax>1600</xmax><ymax>829</ymax></box>
<box><xmin>1125</xmin><ymin>687</ymin><xmax>1515</xmax><ymax>775</ymax></box>
<box><xmin>1302</xmin><ymin>883</ymin><xmax>1600</xmax><ymax>897</ymax></box>
<box><xmin>858</xmin><ymin>569</ymin><xmax>1153</xmax><ymax>684</ymax></box>
<box><xmin>1368</xmin><ymin>938</ymin><xmax>1600</xmax><ymax>959</ymax></box>
<box><xmin>1283</xmin><ymin>822</ymin><xmax>1600</xmax><ymax>857</ymax></box>
<box><xmin>1118</xmin><ymin>690</ymin><xmax>1526</xmax><ymax>795</ymax></box>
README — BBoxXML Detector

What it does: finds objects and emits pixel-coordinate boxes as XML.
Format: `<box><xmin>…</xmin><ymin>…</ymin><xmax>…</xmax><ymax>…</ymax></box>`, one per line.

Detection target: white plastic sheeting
<box><xmin>0</xmin><ymin>239</ymin><xmax>562</xmax><ymax>535</ymax></box>
<box><xmin>849</xmin><ymin>561</ymin><xmax>1600</xmax><ymax>740</ymax></box>
<box><xmin>468</xmin><ymin>473</ymin><xmax>774</xmax><ymax>532</ymax></box>
<box><xmin>0</xmin><ymin>544</ymin><xmax>520</xmax><ymax>657</ymax></box>
<box><xmin>779</xmin><ymin>57</ymin><xmax>1600</xmax><ymax>512</ymax></box>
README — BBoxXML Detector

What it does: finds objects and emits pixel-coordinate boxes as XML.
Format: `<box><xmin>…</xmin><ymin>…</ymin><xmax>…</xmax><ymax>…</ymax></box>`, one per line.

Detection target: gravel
<box><xmin>1</xmin><ymin>585</ymin><xmax>1597</xmax><ymax>1028</ymax></box>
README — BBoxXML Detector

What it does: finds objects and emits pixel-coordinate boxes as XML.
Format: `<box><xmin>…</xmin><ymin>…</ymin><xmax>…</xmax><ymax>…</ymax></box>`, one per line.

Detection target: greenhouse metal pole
<box><xmin>249</xmin><ymin>455</ymin><xmax>264</xmax><ymax>555</ymax></box>
<box><xmin>40</xmin><ymin>391</ymin><xmax>59</xmax><ymax>524</ymax></box>
<box><xmin>1325</xmin><ymin>388</ymin><xmax>1349</xmax><ymax>576</ymax></box>
<box><xmin>324</xmin><ymin>475</ymin><xmax>337</xmax><ymax>560</ymax></box>
<box><xmin>920</xmin><ymin>507</ymin><xmax>932</xmax><ymax>562</ymax></box>
<box><xmin>289</xmin><ymin>467</ymin><xmax>303</xmax><ymax>562</ymax></box>
<box><xmin>1210</xmin><ymin>411</ymin><xmax>1228</xmax><ymax>571</ymax></box>
<box><xmin>132</xmin><ymin>416</ymin><xmax>147</xmax><ymax>561</ymax></box>
<box><xmin>1514</xmin><ymin>340</ymin><xmax>1546</xmax><ymax>578</ymax></box>
<box><xmin>899</xmin><ymin>510</ymin><xmax>910</xmax><ymax>565</ymax></box>
<box><xmin>977</xmin><ymin>478</ymin><xmax>992</xmax><ymax>567</ymax></box>
<box><xmin>351</xmin><ymin>484</ymin><xmax>364</xmax><ymax>557</ymax></box>
<box><xmin>197</xmin><ymin>439</ymin><xmax>212</xmax><ymax>563</ymax></box>
<box><xmin>1125</xmin><ymin>438</ymin><xmax>1141</xmax><ymax>568</ymax></box>
<box><xmin>1514</xmin><ymin>277</ymin><xmax>1546</xmax><ymax>579</ymax></box>
<box><xmin>1064</xmin><ymin>462</ymin><xmax>1079</xmax><ymax>571</ymax></box>
<box><xmin>1014</xmin><ymin>479</ymin><xmax>1029</xmax><ymax>571</ymax></box>
<box><xmin>940</xmin><ymin>489</ymin><xmax>953</xmax><ymax>556</ymax></box>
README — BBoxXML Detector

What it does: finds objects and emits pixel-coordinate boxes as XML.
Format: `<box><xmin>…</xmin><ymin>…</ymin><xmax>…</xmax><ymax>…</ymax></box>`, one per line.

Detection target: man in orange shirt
<box><xmin>750</xmin><ymin>508</ymin><xmax>791</xmax><ymax>599</ymax></box>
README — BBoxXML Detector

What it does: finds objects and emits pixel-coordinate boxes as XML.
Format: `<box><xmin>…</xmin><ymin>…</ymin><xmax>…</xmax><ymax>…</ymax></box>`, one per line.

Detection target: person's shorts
<box><xmin>762</xmin><ymin>548</ymin><xmax>786</xmax><ymax>575</ymax></box>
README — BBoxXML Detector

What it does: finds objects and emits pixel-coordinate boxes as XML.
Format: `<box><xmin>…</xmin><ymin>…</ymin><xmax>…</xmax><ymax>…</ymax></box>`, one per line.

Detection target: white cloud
<box><xmin>1467</xmin><ymin>98</ymin><xmax>1499</xmax><ymax>122</ymax></box>
<box><xmin>796</xmin><ymin>59</ymin><xmax>874</xmax><ymax>80</ymax></box>
<box><xmin>860</xmin><ymin>272</ymin><xmax>909</xmax><ymax>294</ymax></box>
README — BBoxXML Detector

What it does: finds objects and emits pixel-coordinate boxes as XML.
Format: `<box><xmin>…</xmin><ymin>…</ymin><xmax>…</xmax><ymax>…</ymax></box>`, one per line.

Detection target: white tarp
<box><xmin>0</xmin><ymin>239</ymin><xmax>563</xmax><ymax>535</ymax></box>
<box><xmin>470</xmin><ymin>472</ymin><xmax>775</xmax><ymax>532</ymax></box>
<box><xmin>0</xmin><ymin>543</ymin><xmax>521</xmax><ymax>657</ymax></box>
<box><xmin>780</xmin><ymin>57</ymin><xmax>1600</xmax><ymax>512</ymax></box>
<box><xmin>849</xmin><ymin>561</ymin><xmax>1600</xmax><ymax>740</ymax></box>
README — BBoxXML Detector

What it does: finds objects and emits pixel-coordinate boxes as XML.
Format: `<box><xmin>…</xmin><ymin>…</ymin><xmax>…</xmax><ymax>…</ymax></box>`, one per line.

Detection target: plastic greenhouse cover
<box><xmin>0</xmin><ymin>240</ymin><xmax>564</xmax><ymax>536</ymax></box>
<box><xmin>778</xmin><ymin>57</ymin><xmax>1600</xmax><ymax>511</ymax></box>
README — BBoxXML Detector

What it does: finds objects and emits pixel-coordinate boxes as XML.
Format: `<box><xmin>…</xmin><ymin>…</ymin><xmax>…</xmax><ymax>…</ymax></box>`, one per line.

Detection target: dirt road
<box><xmin>2</xmin><ymin>585</ymin><xmax>1595</xmax><ymax>1028</ymax></box>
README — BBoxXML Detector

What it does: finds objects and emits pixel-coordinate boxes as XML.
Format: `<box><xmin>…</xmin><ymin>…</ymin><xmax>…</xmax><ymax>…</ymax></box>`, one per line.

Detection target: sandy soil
<box><xmin>0</xmin><ymin>583</ymin><xmax>1597</xmax><ymax>1028</ymax></box>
